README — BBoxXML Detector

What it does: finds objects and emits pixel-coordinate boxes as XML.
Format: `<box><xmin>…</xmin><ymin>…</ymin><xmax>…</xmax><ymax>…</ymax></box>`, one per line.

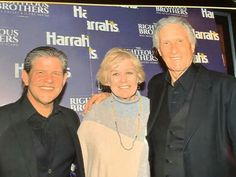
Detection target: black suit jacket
<box><xmin>147</xmin><ymin>64</ymin><xmax>236</xmax><ymax>177</ymax></box>
<box><xmin>0</xmin><ymin>96</ymin><xmax>85</xmax><ymax>177</ymax></box>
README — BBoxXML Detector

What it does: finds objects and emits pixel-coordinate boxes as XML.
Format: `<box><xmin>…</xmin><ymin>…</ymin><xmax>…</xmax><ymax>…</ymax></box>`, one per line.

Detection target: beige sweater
<box><xmin>78</xmin><ymin>94</ymin><xmax>150</xmax><ymax>177</ymax></box>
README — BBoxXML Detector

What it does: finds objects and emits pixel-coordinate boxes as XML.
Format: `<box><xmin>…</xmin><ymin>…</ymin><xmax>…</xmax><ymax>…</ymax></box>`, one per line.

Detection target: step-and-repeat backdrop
<box><xmin>0</xmin><ymin>2</ymin><xmax>225</xmax><ymax>118</ymax></box>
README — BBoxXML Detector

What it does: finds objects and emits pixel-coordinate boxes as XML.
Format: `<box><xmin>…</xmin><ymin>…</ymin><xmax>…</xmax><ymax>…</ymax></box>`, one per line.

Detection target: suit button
<box><xmin>169</xmin><ymin>130</ymin><xmax>175</xmax><ymax>135</ymax></box>
<box><xmin>48</xmin><ymin>169</ymin><xmax>52</xmax><ymax>174</ymax></box>
<box><xmin>165</xmin><ymin>159</ymin><xmax>173</xmax><ymax>164</ymax></box>
<box><xmin>167</xmin><ymin>144</ymin><xmax>173</xmax><ymax>149</ymax></box>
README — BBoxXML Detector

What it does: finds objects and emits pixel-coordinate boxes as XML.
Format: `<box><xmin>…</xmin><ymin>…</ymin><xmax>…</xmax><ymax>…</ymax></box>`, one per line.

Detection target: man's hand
<box><xmin>84</xmin><ymin>92</ymin><xmax>111</xmax><ymax>114</ymax></box>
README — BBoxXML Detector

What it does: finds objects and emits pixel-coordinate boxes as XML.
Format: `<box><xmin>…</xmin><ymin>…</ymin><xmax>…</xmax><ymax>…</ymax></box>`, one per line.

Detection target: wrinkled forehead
<box><xmin>159</xmin><ymin>23</ymin><xmax>188</xmax><ymax>35</ymax></box>
<box><xmin>159</xmin><ymin>23</ymin><xmax>194</xmax><ymax>44</ymax></box>
<box><xmin>31</xmin><ymin>56</ymin><xmax>64</xmax><ymax>70</ymax></box>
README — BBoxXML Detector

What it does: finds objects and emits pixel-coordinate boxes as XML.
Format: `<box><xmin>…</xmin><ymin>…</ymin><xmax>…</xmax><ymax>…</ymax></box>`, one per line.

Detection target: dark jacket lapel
<box><xmin>60</xmin><ymin>110</ymin><xmax>85</xmax><ymax>177</ymax></box>
<box><xmin>10</xmin><ymin>100</ymin><xmax>37</xmax><ymax>177</ymax></box>
<box><xmin>147</xmin><ymin>73</ymin><xmax>167</xmax><ymax>134</ymax></box>
<box><xmin>184</xmin><ymin>65</ymin><xmax>211</xmax><ymax>148</ymax></box>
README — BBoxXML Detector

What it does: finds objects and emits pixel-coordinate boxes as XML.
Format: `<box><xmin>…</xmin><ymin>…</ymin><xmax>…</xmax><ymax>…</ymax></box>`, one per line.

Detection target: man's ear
<box><xmin>21</xmin><ymin>70</ymin><xmax>29</xmax><ymax>86</ymax></box>
<box><xmin>191</xmin><ymin>43</ymin><xmax>196</xmax><ymax>54</ymax></box>
<box><xmin>157</xmin><ymin>47</ymin><xmax>162</xmax><ymax>56</ymax></box>
<box><xmin>63</xmin><ymin>72</ymin><xmax>68</xmax><ymax>86</ymax></box>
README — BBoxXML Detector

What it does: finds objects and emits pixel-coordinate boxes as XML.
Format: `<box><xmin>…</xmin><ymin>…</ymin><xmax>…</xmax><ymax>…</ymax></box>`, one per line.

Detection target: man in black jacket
<box><xmin>0</xmin><ymin>46</ymin><xmax>85</xmax><ymax>177</ymax></box>
<box><xmin>147</xmin><ymin>16</ymin><xmax>236</xmax><ymax>177</ymax></box>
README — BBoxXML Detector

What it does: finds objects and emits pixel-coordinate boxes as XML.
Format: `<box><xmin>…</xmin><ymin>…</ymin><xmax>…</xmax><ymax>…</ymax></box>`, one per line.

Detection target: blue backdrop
<box><xmin>0</xmin><ymin>2</ymin><xmax>225</xmax><ymax>119</ymax></box>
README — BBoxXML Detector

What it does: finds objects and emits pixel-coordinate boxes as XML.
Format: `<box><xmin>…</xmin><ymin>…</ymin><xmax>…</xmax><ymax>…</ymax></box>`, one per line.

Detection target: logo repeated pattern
<box><xmin>0</xmin><ymin>3</ymin><xmax>225</xmax><ymax>118</ymax></box>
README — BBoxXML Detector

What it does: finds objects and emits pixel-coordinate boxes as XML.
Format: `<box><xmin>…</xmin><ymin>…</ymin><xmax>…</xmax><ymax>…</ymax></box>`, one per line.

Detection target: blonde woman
<box><xmin>78</xmin><ymin>48</ymin><xmax>150</xmax><ymax>177</ymax></box>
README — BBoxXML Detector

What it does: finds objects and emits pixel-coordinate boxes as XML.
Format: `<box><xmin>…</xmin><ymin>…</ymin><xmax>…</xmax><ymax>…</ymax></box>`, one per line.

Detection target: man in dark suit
<box><xmin>0</xmin><ymin>46</ymin><xmax>85</xmax><ymax>177</ymax></box>
<box><xmin>147</xmin><ymin>16</ymin><xmax>236</xmax><ymax>177</ymax></box>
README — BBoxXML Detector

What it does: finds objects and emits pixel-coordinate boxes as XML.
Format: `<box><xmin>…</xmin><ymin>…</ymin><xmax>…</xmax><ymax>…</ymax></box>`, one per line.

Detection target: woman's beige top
<box><xmin>78</xmin><ymin>92</ymin><xmax>150</xmax><ymax>177</ymax></box>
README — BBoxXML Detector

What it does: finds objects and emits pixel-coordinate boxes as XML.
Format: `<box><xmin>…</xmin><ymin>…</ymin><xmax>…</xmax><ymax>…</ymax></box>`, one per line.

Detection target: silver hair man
<box><xmin>152</xmin><ymin>16</ymin><xmax>197</xmax><ymax>49</ymax></box>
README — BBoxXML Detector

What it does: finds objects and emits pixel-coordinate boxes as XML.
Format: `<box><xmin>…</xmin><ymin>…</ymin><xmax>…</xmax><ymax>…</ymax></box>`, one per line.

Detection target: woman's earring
<box><xmin>137</xmin><ymin>82</ymin><xmax>141</xmax><ymax>90</ymax></box>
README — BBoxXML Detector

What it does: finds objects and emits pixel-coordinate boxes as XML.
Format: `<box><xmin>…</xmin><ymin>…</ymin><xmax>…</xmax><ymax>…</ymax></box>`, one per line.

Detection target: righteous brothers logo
<box><xmin>46</xmin><ymin>32</ymin><xmax>90</xmax><ymax>47</ymax></box>
<box><xmin>87</xmin><ymin>20</ymin><xmax>119</xmax><ymax>32</ymax></box>
<box><xmin>127</xmin><ymin>47</ymin><xmax>159</xmax><ymax>64</ymax></box>
<box><xmin>0</xmin><ymin>28</ymin><xmax>19</xmax><ymax>46</ymax></box>
<box><xmin>138</xmin><ymin>23</ymin><xmax>155</xmax><ymax>37</ymax></box>
<box><xmin>70</xmin><ymin>97</ymin><xmax>90</xmax><ymax>113</ymax></box>
<box><xmin>155</xmin><ymin>7</ymin><xmax>188</xmax><ymax>17</ymax></box>
<box><xmin>0</xmin><ymin>2</ymin><xmax>49</xmax><ymax>16</ymax></box>
<box><xmin>193</xmin><ymin>52</ymin><xmax>209</xmax><ymax>64</ymax></box>
<box><xmin>193</xmin><ymin>29</ymin><xmax>219</xmax><ymax>41</ymax></box>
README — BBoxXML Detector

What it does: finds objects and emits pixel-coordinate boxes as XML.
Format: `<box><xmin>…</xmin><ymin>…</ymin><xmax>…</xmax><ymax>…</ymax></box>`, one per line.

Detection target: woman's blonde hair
<box><xmin>96</xmin><ymin>47</ymin><xmax>145</xmax><ymax>86</ymax></box>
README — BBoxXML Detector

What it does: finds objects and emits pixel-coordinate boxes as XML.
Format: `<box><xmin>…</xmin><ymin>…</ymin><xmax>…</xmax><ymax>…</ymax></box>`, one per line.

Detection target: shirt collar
<box><xmin>20</xmin><ymin>94</ymin><xmax>61</xmax><ymax>120</ymax></box>
<box><xmin>165</xmin><ymin>63</ymin><xmax>198</xmax><ymax>91</ymax></box>
<box><xmin>19</xmin><ymin>94</ymin><xmax>37</xmax><ymax>120</ymax></box>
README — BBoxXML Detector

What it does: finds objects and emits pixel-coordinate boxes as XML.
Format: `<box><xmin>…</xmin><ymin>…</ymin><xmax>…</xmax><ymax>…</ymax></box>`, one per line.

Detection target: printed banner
<box><xmin>0</xmin><ymin>2</ymin><xmax>225</xmax><ymax>118</ymax></box>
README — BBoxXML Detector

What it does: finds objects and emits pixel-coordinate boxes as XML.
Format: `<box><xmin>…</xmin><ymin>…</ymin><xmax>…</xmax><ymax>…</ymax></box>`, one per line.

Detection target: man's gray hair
<box><xmin>152</xmin><ymin>16</ymin><xmax>196</xmax><ymax>49</ymax></box>
<box><xmin>23</xmin><ymin>46</ymin><xmax>68</xmax><ymax>73</ymax></box>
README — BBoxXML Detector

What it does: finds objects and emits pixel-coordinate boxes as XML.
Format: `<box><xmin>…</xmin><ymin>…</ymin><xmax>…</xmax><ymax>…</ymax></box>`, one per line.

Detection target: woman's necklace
<box><xmin>111</xmin><ymin>96</ymin><xmax>142</xmax><ymax>151</ymax></box>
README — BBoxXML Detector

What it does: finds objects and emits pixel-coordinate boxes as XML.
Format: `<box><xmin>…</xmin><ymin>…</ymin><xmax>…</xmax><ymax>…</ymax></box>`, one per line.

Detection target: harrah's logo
<box><xmin>73</xmin><ymin>6</ymin><xmax>87</xmax><ymax>18</ymax></box>
<box><xmin>193</xmin><ymin>29</ymin><xmax>219</xmax><ymax>41</ymax></box>
<box><xmin>0</xmin><ymin>28</ymin><xmax>19</xmax><ymax>46</ymax></box>
<box><xmin>194</xmin><ymin>52</ymin><xmax>209</xmax><ymax>64</ymax></box>
<box><xmin>0</xmin><ymin>2</ymin><xmax>49</xmax><ymax>15</ymax></box>
<box><xmin>89</xmin><ymin>47</ymin><xmax>98</xmax><ymax>60</ymax></box>
<box><xmin>14</xmin><ymin>63</ymin><xmax>72</xmax><ymax>78</ymax></box>
<box><xmin>87</xmin><ymin>20</ymin><xmax>119</xmax><ymax>32</ymax></box>
<box><xmin>46</xmin><ymin>32</ymin><xmax>90</xmax><ymax>47</ymax></box>
<box><xmin>201</xmin><ymin>8</ymin><xmax>214</xmax><ymax>19</ymax></box>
